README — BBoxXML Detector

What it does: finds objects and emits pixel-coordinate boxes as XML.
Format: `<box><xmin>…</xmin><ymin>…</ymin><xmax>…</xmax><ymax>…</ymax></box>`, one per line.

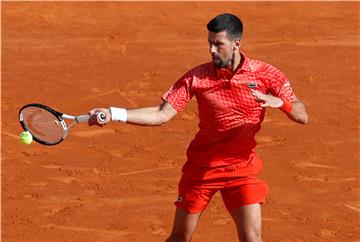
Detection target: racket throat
<box><xmin>61</xmin><ymin>120</ymin><xmax>68</xmax><ymax>130</ymax></box>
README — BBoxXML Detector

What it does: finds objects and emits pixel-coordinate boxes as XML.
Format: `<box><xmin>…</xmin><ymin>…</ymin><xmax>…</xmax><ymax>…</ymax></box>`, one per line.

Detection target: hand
<box><xmin>88</xmin><ymin>108</ymin><xmax>111</xmax><ymax>126</ymax></box>
<box><xmin>251</xmin><ymin>90</ymin><xmax>283</xmax><ymax>108</ymax></box>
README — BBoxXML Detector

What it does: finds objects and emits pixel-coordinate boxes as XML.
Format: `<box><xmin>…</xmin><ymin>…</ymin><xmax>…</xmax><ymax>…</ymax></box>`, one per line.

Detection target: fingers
<box><xmin>88</xmin><ymin>108</ymin><xmax>111</xmax><ymax>126</ymax></box>
<box><xmin>89</xmin><ymin>113</ymin><xmax>103</xmax><ymax>127</ymax></box>
<box><xmin>88</xmin><ymin>108</ymin><xmax>106</xmax><ymax>116</ymax></box>
<box><xmin>250</xmin><ymin>90</ymin><xmax>283</xmax><ymax>108</ymax></box>
<box><xmin>88</xmin><ymin>109</ymin><xmax>96</xmax><ymax>116</ymax></box>
<box><xmin>251</xmin><ymin>90</ymin><xmax>274</xmax><ymax>109</ymax></box>
<box><xmin>251</xmin><ymin>89</ymin><xmax>267</xmax><ymax>101</ymax></box>
<box><xmin>251</xmin><ymin>90</ymin><xmax>267</xmax><ymax>109</ymax></box>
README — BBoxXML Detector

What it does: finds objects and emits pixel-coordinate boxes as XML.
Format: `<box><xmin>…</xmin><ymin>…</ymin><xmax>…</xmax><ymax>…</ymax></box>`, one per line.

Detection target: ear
<box><xmin>233</xmin><ymin>38</ymin><xmax>241</xmax><ymax>50</ymax></box>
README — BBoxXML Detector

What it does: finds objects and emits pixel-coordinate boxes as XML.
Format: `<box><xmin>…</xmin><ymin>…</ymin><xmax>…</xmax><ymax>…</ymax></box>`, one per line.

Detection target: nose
<box><xmin>209</xmin><ymin>44</ymin><xmax>217</xmax><ymax>55</ymax></box>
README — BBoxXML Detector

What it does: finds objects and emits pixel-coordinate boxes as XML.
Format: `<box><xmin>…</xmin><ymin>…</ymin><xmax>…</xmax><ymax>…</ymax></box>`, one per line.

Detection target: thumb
<box><xmin>88</xmin><ymin>109</ymin><xmax>97</xmax><ymax>116</ymax></box>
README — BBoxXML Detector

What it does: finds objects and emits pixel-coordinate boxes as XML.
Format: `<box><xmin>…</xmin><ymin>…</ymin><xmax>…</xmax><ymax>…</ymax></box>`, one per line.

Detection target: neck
<box><xmin>229</xmin><ymin>51</ymin><xmax>242</xmax><ymax>71</ymax></box>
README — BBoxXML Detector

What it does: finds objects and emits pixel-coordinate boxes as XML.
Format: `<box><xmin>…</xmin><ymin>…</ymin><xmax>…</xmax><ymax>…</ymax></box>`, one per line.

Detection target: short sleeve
<box><xmin>263</xmin><ymin>65</ymin><xmax>297</xmax><ymax>102</ymax></box>
<box><xmin>161</xmin><ymin>72</ymin><xmax>194</xmax><ymax>112</ymax></box>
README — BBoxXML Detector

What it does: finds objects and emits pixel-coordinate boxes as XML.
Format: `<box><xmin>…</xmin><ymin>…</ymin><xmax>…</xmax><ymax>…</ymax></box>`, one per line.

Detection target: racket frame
<box><xmin>19</xmin><ymin>103</ymin><xmax>91</xmax><ymax>146</ymax></box>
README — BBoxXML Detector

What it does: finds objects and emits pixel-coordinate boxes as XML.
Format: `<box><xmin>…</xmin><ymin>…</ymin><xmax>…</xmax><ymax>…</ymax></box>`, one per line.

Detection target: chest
<box><xmin>194</xmin><ymin>73</ymin><xmax>267</xmax><ymax>110</ymax></box>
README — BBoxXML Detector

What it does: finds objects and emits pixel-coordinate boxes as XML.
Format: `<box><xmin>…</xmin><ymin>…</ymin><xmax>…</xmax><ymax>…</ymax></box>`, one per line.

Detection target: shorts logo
<box><xmin>248</xmin><ymin>82</ymin><xmax>257</xmax><ymax>89</ymax></box>
<box><xmin>177</xmin><ymin>196</ymin><xmax>183</xmax><ymax>203</ymax></box>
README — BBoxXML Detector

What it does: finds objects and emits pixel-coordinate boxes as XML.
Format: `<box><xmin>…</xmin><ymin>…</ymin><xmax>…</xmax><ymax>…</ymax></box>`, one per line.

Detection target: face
<box><xmin>208</xmin><ymin>31</ymin><xmax>240</xmax><ymax>68</ymax></box>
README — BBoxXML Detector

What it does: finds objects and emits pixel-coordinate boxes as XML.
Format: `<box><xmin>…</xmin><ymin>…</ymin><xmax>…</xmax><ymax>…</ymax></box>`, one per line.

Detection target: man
<box><xmin>89</xmin><ymin>13</ymin><xmax>308</xmax><ymax>242</ymax></box>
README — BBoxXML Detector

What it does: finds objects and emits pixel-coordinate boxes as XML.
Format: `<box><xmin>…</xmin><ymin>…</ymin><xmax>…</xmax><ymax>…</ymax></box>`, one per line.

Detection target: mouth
<box><xmin>212</xmin><ymin>56</ymin><xmax>221</xmax><ymax>62</ymax></box>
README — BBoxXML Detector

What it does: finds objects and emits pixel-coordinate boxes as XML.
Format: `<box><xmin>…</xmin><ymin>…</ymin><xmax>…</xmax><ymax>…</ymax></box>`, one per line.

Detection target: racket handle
<box><xmin>76</xmin><ymin>114</ymin><xmax>90</xmax><ymax>123</ymax></box>
<box><xmin>97</xmin><ymin>112</ymin><xmax>106</xmax><ymax>124</ymax></box>
<box><xmin>76</xmin><ymin>112</ymin><xmax>106</xmax><ymax>124</ymax></box>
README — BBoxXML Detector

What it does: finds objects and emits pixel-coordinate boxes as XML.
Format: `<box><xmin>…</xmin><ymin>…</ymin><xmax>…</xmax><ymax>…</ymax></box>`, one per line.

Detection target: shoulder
<box><xmin>244</xmin><ymin>57</ymin><xmax>289</xmax><ymax>91</ymax></box>
<box><xmin>246</xmin><ymin>58</ymin><xmax>287</xmax><ymax>86</ymax></box>
<box><xmin>246</xmin><ymin>57</ymin><xmax>284</xmax><ymax>76</ymax></box>
<box><xmin>187</xmin><ymin>62</ymin><xmax>214</xmax><ymax>78</ymax></box>
<box><xmin>173</xmin><ymin>63</ymin><xmax>213</xmax><ymax>88</ymax></box>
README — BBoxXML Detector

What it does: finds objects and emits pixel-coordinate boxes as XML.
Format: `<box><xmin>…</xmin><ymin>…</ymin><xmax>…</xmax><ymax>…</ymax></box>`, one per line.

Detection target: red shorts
<box><xmin>175</xmin><ymin>154</ymin><xmax>269</xmax><ymax>213</ymax></box>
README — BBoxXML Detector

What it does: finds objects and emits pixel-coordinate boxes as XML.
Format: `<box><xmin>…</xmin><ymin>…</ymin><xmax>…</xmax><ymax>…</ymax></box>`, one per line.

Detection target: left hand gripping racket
<box><xmin>19</xmin><ymin>103</ymin><xmax>105</xmax><ymax>146</ymax></box>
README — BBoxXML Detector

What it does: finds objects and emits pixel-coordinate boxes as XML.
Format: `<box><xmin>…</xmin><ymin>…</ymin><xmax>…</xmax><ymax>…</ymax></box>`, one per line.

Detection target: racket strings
<box><xmin>21</xmin><ymin>106</ymin><xmax>65</xmax><ymax>144</ymax></box>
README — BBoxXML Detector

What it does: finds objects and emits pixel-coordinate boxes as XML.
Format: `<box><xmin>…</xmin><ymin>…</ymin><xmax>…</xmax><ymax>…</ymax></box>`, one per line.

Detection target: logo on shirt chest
<box><xmin>231</xmin><ymin>79</ymin><xmax>260</xmax><ymax>91</ymax></box>
<box><xmin>231</xmin><ymin>76</ymin><xmax>258</xmax><ymax>87</ymax></box>
<box><xmin>248</xmin><ymin>82</ymin><xmax>257</xmax><ymax>89</ymax></box>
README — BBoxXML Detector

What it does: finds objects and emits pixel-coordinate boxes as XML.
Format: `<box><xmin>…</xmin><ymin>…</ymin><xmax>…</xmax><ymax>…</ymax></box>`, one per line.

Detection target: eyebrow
<box><xmin>208</xmin><ymin>39</ymin><xmax>224</xmax><ymax>44</ymax></box>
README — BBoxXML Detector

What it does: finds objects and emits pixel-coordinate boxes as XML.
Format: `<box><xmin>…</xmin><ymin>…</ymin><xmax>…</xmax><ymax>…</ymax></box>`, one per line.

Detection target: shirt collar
<box><xmin>238</xmin><ymin>53</ymin><xmax>250</xmax><ymax>72</ymax></box>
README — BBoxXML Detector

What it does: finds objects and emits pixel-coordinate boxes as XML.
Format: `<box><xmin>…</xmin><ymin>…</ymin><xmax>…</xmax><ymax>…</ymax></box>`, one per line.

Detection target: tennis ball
<box><xmin>19</xmin><ymin>131</ymin><xmax>33</xmax><ymax>145</ymax></box>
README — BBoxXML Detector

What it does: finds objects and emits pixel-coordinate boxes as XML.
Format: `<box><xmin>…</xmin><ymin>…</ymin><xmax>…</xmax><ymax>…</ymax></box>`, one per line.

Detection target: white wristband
<box><xmin>110</xmin><ymin>107</ymin><xmax>127</xmax><ymax>122</ymax></box>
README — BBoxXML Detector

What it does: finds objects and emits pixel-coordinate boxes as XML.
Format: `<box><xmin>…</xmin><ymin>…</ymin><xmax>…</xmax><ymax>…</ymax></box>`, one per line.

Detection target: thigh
<box><xmin>221</xmin><ymin>176</ymin><xmax>269</xmax><ymax>210</ymax></box>
<box><xmin>167</xmin><ymin>175</ymin><xmax>218</xmax><ymax>241</ymax></box>
<box><xmin>229</xmin><ymin>203</ymin><xmax>262</xmax><ymax>242</ymax></box>
<box><xmin>175</xmin><ymin>175</ymin><xmax>218</xmax><ymax>213</ymax></box>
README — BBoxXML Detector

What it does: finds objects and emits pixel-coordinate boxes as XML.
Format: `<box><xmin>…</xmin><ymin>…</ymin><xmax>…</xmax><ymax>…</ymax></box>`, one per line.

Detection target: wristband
<box><xmin>109</xmin><ymin>107</ymin><xmax>127</xmax><ymax>122</ymax></box>
<box><xmin>280</xmin><ymin>99</ymin><xmax>292</xmax><ymax>113</ymax></box>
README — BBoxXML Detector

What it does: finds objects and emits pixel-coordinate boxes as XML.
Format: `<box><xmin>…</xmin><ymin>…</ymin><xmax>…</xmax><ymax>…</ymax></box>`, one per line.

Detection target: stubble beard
<box><xmin>212</xmin><ymin>55</ymin><xmax>232</xmax><ymax>69</ymax></box>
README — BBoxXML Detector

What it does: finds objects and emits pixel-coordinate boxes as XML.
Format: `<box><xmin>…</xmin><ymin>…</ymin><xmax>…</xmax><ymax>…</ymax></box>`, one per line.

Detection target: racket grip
<box><xmin>97</xmin><ymin>112</ymin><xmax>106</xmax><ymax>124</ymax></box>
<box><xmin>76</xmin><ymin>114</ymin><xmax>91</xmax><ymax>123</ymax></box>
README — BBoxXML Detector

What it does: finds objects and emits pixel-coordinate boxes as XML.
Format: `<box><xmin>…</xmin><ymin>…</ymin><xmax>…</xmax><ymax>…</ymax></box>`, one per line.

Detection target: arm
<box><xmin>251</xmin><ymin>90</ymin><xmax>308</xmax><ymax>125</ymax></box>
<box><xmin>126</xmin><ymin>101</ymin><xmax>178</xmax><ymax>125</ymax></box>
<box><xmin>88</xmin><ymin>101</ymin><xmax>178</xmax><ymax>126</ymax></box>
<box><xmin>284</xmin><ymin>100</ymin><xmax>308</xmax><ymax>124</ymax></box>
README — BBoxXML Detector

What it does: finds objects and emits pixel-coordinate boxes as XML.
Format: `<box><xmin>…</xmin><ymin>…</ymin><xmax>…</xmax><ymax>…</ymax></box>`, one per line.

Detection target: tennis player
<box><xmin>89</xmin><ymin>13</ymin><xmax>308</xmax><ymax>242</ymax></box>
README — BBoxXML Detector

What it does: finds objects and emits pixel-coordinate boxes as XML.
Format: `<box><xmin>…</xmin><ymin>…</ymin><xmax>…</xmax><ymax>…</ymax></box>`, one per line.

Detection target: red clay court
<box><xmin>2</xmin><ymin>2</ymin><xmax>359</xmax><ymax>241</ymax></box>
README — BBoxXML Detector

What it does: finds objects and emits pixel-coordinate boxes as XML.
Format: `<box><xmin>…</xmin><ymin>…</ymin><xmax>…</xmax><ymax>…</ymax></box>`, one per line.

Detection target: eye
<box><xmin>208</xmin><ymin>41</ymin><xmax>222</xmax><ymax>47</ymax></box>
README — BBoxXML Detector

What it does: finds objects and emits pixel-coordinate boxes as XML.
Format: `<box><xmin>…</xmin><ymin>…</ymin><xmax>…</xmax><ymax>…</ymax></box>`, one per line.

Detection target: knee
<box><xmin>165</xmin><ymin>233</ymin><xmax>191</xmax><ymax>242</ymax></box>
<box><xmin>240</xmin><ymin>230</ymin><xmax>262</xmax><ymax>242</ymax></box>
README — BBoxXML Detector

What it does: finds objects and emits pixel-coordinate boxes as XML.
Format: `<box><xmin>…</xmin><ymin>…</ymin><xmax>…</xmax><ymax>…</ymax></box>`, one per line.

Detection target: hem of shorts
<box><xmin>225</xmin><ymin>199</ymin><xmax>265</xmax><ymax>210</ymax></box>
<box><xmin>175</xmin><ymin>203</ymin><xmax>205</xmax><ymax>214</ymax></box>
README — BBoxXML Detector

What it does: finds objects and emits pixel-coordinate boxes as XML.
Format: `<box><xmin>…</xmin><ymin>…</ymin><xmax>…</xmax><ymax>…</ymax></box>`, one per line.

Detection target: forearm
<box><xmin>250</xmin><ymin>90</ymin><xmax>308</xmax><ymax>125</ymax></box>
<box><xmin>108</xmin><ymin>101</ymin><xmax>177</xmax><ymax>126</ymax></box>
<box><xmin>88</xmin><ymin>101</ymin><xmax>177</xmax><ymax>127</ymax></box>
<box><xmin>284</xmin><ymin>100</ymin><xmax>308</xmax><ymax>124</ymax></box>
<box><xmin>126</xmin><ymin>106</ymin><xmax>167</xmax><ymax>126</ymax></box>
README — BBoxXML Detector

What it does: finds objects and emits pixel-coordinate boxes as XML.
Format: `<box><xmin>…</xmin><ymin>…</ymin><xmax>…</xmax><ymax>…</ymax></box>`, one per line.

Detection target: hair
<box><xmin>207</xmin><ymin>13</ymin><xmax>243</xmax><ymax>39</ymax></box>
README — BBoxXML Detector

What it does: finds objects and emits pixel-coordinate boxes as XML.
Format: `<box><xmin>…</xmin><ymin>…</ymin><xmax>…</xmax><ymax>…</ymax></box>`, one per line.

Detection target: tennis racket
<box><xmin>18</xmin><ymin>103</ymin><xmax>106</xmax><ymax>146</ymax></box>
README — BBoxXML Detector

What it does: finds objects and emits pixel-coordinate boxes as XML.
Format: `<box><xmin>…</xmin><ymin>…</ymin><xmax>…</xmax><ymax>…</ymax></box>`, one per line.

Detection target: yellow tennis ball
<box><xmin>19</xmin><ymin>131</ymin><xmax>33</xmax><ymax>145</ymax></box>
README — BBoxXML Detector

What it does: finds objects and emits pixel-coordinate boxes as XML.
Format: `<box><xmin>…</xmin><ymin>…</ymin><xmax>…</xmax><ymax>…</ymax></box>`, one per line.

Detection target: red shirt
<box><xmin>162</xmin><ymin>53</ymin><xmax>297</xmax><ymax>167</ymax></box>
